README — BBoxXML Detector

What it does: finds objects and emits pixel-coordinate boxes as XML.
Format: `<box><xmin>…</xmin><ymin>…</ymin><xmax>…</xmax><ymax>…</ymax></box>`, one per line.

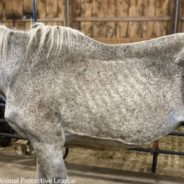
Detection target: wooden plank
<box><xmin>13</xmin><ymin>0</ymin><xmax>24</xmax><ymax>17</ymax></box>
<box><xmin>0</xmin><ymin>0</ymin><xmax>175</xmax><ymax>42</ymax></box>
<box><xmin>56</xmin><ymin>21</ymin><xmax>64</xmax><ymax>26</ymax></box>
<box><xmin>25</xmin><ymin>21</ymin><xmax>32</xmax><ymax>30</ymax></box>
<box><xmin>128</xmin><ymin>0</ymin><xmax>143</xmax><ymax>38</ymax></box>
<box><xmin>38</xmin><ymin>18</ymin><xmax>64</xmax><ymax>22</ymax></box>
<box><xmin>177</xmin><ymin>0</ymin><xmax>183</xmax><ymax>32</ymax></box>
<box><xmin>4</xmin><ymin>0</ymin><xmax>13</xmax><ymax>18</ymax></box>
<box><xmin>154</xmin><ymin>0</ymin><xmax>170</xmax><ymax>37</ymax></box>
<box><xmin>46</xmin><ymin>0</ymin><xmax>58</xmax><ymax>18</ymax></box>
<box><xmin>14</xmin><ymin>21</ymin><xmax>26</xmax><ymax>30</ymax></box>
<box><xmin>4</xmin><ymin>20</ymin><xmax>25</xmax><ymax>29</ymax></box>
<box><xmin>142</xmin><ymin>0</ymin><xmax>155</xmax><ymax>38</ymax></box>
<box><xmin>75</xmin><ymin>16</ymin><xmax>171</xmax><ymax>22</ymax></box>
<box><xmin>0</xmin><ymin>18</ymin><xmax>65</xmax><ymax>22</ymax></box>
<box><xmin>72</xmin><ymin>0</ymin><xmax>81</xmax><ymax>29</ymax></box>
<box><xmin>104</xmin><ymin>0</ymin><xmax>116</xmax><ymax>38</ymax></box>
<box><xmin>38</xmin><ymin>0</ymin><xmax>46</xmax><ymax>18</ymax></box>
<box><xmin>179</xmin><ymin>17</ymin><xmax>184</xmax><ymax>20</ymax></box>
<box><xmin>23</xmin><ymin>0</ymin><xmax>33</xmax><ymax>14</ymax></box>
<box><xmin>80</xmin><ymin>0</ymin><xmax>93</xmax><ymax>36</ymax></box>
<box><xmin>116</xmin><ymin>0</ymin><xmax>129</xmax><ymax>38</ymax></box>
<box><xmin>154</xmin><ymin>0</ymin><xmax>162</xmax><ymax>36</ymax></box>
<box><xmin>44</xmin><ymin>21</ymin><xmax>63</xmax><ymax>26</ymax></box>
<box><xmin>4</xmin><ymin>21</ymin><xmax>13</xmax><ymax>29</ymax></box>
<box><xmin>169</xmin><ymin>0</ymin><xmax>175</xmax><ymax>34</ymax></box>
<box><xmin>57</xmin><ymin>0</ymin><xmax>65</xmax><ymax>18</ymax></box>
<box><xmin>1</xmin><ymin>16</ymin><xmax>172</xmax><ymax>23</ymax></box>
<box><xmin>92</xmin><ymin>0</ymin><xmax>105</xmax><ymax>37</ymax></box>
<box><xmin>45</xmin><ymin>21</ymin><xmax>58</xmax><ymax>26</ymax></box>
<box><xmin>0</xmin><ymin>0</ymin><xmax>3</xmax><ymax>18</ymax></box>
<box><xmin>179</xmin><ymin>0</ymin><xmax>183</xmax><ymax>32</ymax></box>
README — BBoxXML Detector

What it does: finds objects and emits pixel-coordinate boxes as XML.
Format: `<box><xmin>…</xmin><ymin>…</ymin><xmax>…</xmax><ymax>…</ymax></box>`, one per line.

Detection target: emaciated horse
<box><xmin>0</xmin><ymin>23</ymin><xmax>184</xmax><ymax>183</ymax></box>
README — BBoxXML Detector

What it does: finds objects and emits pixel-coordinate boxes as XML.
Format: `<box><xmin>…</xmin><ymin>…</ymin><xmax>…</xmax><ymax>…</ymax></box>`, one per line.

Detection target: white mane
<box><xmin>27</xmin><ymin>23</ymin><xmax>85</xmax><ymax>58</ymax></box>
<box><xmin>0</xmin><ymin>23</ymin><xmax>85</xmax><ymax>61</ymax></box>
<box><xmin>0</xmin><ymin>25</ymin><xmax>12</xmax><ymax>62</ymax></box>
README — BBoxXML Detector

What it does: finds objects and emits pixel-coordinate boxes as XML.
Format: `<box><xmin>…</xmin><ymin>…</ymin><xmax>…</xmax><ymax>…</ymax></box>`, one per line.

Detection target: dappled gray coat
<box><xmin>0</xmin><ymin>23</ymin><xmax>184</xmax><ymax>183</ymax></box>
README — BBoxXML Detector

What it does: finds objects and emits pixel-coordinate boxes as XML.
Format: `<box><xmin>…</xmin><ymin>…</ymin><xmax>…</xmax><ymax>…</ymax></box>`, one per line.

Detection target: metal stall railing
<box><xmin>32</xmin><ymin>0</ymin><xmax>38</xmax><ymax>23</ymax></box>
<box><xmin>128</xmin><ymin>127</ymin><xmax>184</xmax><ymax>173</ymax></box>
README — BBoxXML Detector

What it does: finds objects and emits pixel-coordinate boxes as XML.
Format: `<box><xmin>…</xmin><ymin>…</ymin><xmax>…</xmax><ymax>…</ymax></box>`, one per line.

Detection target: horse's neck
<box><xmin>0</xmin><ymin>31</ymin><xmax>27</xmax><ymax>96</ymax></box>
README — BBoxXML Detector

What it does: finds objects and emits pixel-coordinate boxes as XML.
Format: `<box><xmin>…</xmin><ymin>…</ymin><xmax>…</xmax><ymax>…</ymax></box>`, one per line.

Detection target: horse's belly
<box><xmin>59</xmin><ymin>59</ymin><xmax>182</xmax><ymax>145</ymax></box>
<box><xmin>61</xmin><ymin>92</ymin><xmax>182</xmax><ymax>145</ymax></box>
<box><xmin>65</xmin><ymin>131</ymin><xmax>134</xmax><ymax>150</ymax></box>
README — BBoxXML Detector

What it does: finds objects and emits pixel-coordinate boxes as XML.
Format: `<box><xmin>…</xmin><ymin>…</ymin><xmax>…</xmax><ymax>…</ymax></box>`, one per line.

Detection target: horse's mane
<box><xmin>0</xmin><ymin>23</ymin><xmax>85</xmax><ymax>61</ymax></box>
<box><xmin>0</xmin><ymin>25</ymin><xmax>12</xmax><ymax>61</ymax></box>
<box><xmin>27</xmin><ymin>23</ymin><xmax>85</xmax><ymax>58</ymax></box>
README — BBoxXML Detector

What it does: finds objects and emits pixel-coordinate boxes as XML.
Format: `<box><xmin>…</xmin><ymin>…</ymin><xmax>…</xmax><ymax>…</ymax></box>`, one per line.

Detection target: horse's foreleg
<box><xmin>34</xmin><ymin>142</ymin><xmax>68</xmax><ymax>184</ymax></box>
<box><xmin>5</xmin><ymin>105</ymin><xmax>68</xmax><ymax>184</ymax></box>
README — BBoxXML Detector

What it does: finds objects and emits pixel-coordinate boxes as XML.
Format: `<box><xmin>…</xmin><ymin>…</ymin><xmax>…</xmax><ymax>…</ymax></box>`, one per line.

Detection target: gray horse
<box><xmin>0</xmin><ymin>23</ymin><xmax>184</xmax><ymax>183</ymax></box>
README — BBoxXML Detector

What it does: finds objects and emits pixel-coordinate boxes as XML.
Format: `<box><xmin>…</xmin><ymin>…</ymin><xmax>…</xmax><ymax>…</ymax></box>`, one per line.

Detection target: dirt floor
<box><xmin>0</xmin><ymin>152</ymin><xmax>184</xmax><ymax>184</ymax></box>
<box><xmin>0</xmin><ymin>128</ymin><xmax>184</xmax><ymax>183</ymax></box>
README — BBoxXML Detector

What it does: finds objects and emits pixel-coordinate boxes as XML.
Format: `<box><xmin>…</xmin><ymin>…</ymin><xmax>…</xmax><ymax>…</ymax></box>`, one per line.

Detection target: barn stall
<box><xmin>0</xmin><ymin>0</ymin><xmax>184</xmax><ymax>183</ymax></box>
<box><xmin>1</xmin><ymin>0</ymin><xmax>184</xmax><ymax>41</ymax></box>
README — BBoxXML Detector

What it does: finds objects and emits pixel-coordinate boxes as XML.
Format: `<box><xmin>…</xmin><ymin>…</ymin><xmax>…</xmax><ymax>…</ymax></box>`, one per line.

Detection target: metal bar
<box><xmin>129</xmin><ymin>147</ymin><xmax>152</xmax><ymax>152</ymax></box>
<box><xmin>0</xmin><ymin>119</ymin><xmax>7</xmax><ymax>123</ymax></box>
<box><xmin>151</xmin><ymin>141</ymin><xmax>159</xmax><ymax>173</ymax></box>
<box><xmin>65</xmin><ymin>0</ymin><xmax>72</xmax><ymax>27</ymax></box>
<box><xmin>63</xmin><ymin>148</ymin><xmax>69</xmax><ymax>159</ymax></box>
<box><xmin>172</xmin><ymin>0</ymin><xmax>180</xmax><ymax>33</ymax></box>
<box><xmin>169</xmin><ymin>131</ymin><xmax>184</xmax><ymax>137</ymax></box>
<box><xmin>0</xmin><ymin>132</ymin><xmax>25</xmax><ymax>140</ymax></box>
<box><xmin>170</xmin><ymin>0</ymin><xmax>176</xmax><ymax>34</ymax></box>
<box><xmin>33</xmin><ymin>0</ymin><xmax>38</xmax><ymax>22</ymax></box>
<box><xmin>158</xmin><ymin>149</ymin><xmax>184</xmax><ymax>156</ymax></box>
<box><xmin>75</xmin><ymin>16</ymin><xmax>171</xmax><ymax>22</ymax></box>
<box><xmin>129</xmin><ymin>147</ymin><xmax>184</xmax><ymax>156</ymax></box>
<box><xmin>152</xmin><ymin>151</ymin><xmax>158</xmax><ymax>173</ymax></box>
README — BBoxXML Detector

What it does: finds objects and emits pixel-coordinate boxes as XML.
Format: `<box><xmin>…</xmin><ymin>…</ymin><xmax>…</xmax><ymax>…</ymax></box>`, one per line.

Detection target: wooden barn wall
<box><xmin>0</xmin><ymin>0</ymin><xmax>183</xmax><ymax>43</ymax></box>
